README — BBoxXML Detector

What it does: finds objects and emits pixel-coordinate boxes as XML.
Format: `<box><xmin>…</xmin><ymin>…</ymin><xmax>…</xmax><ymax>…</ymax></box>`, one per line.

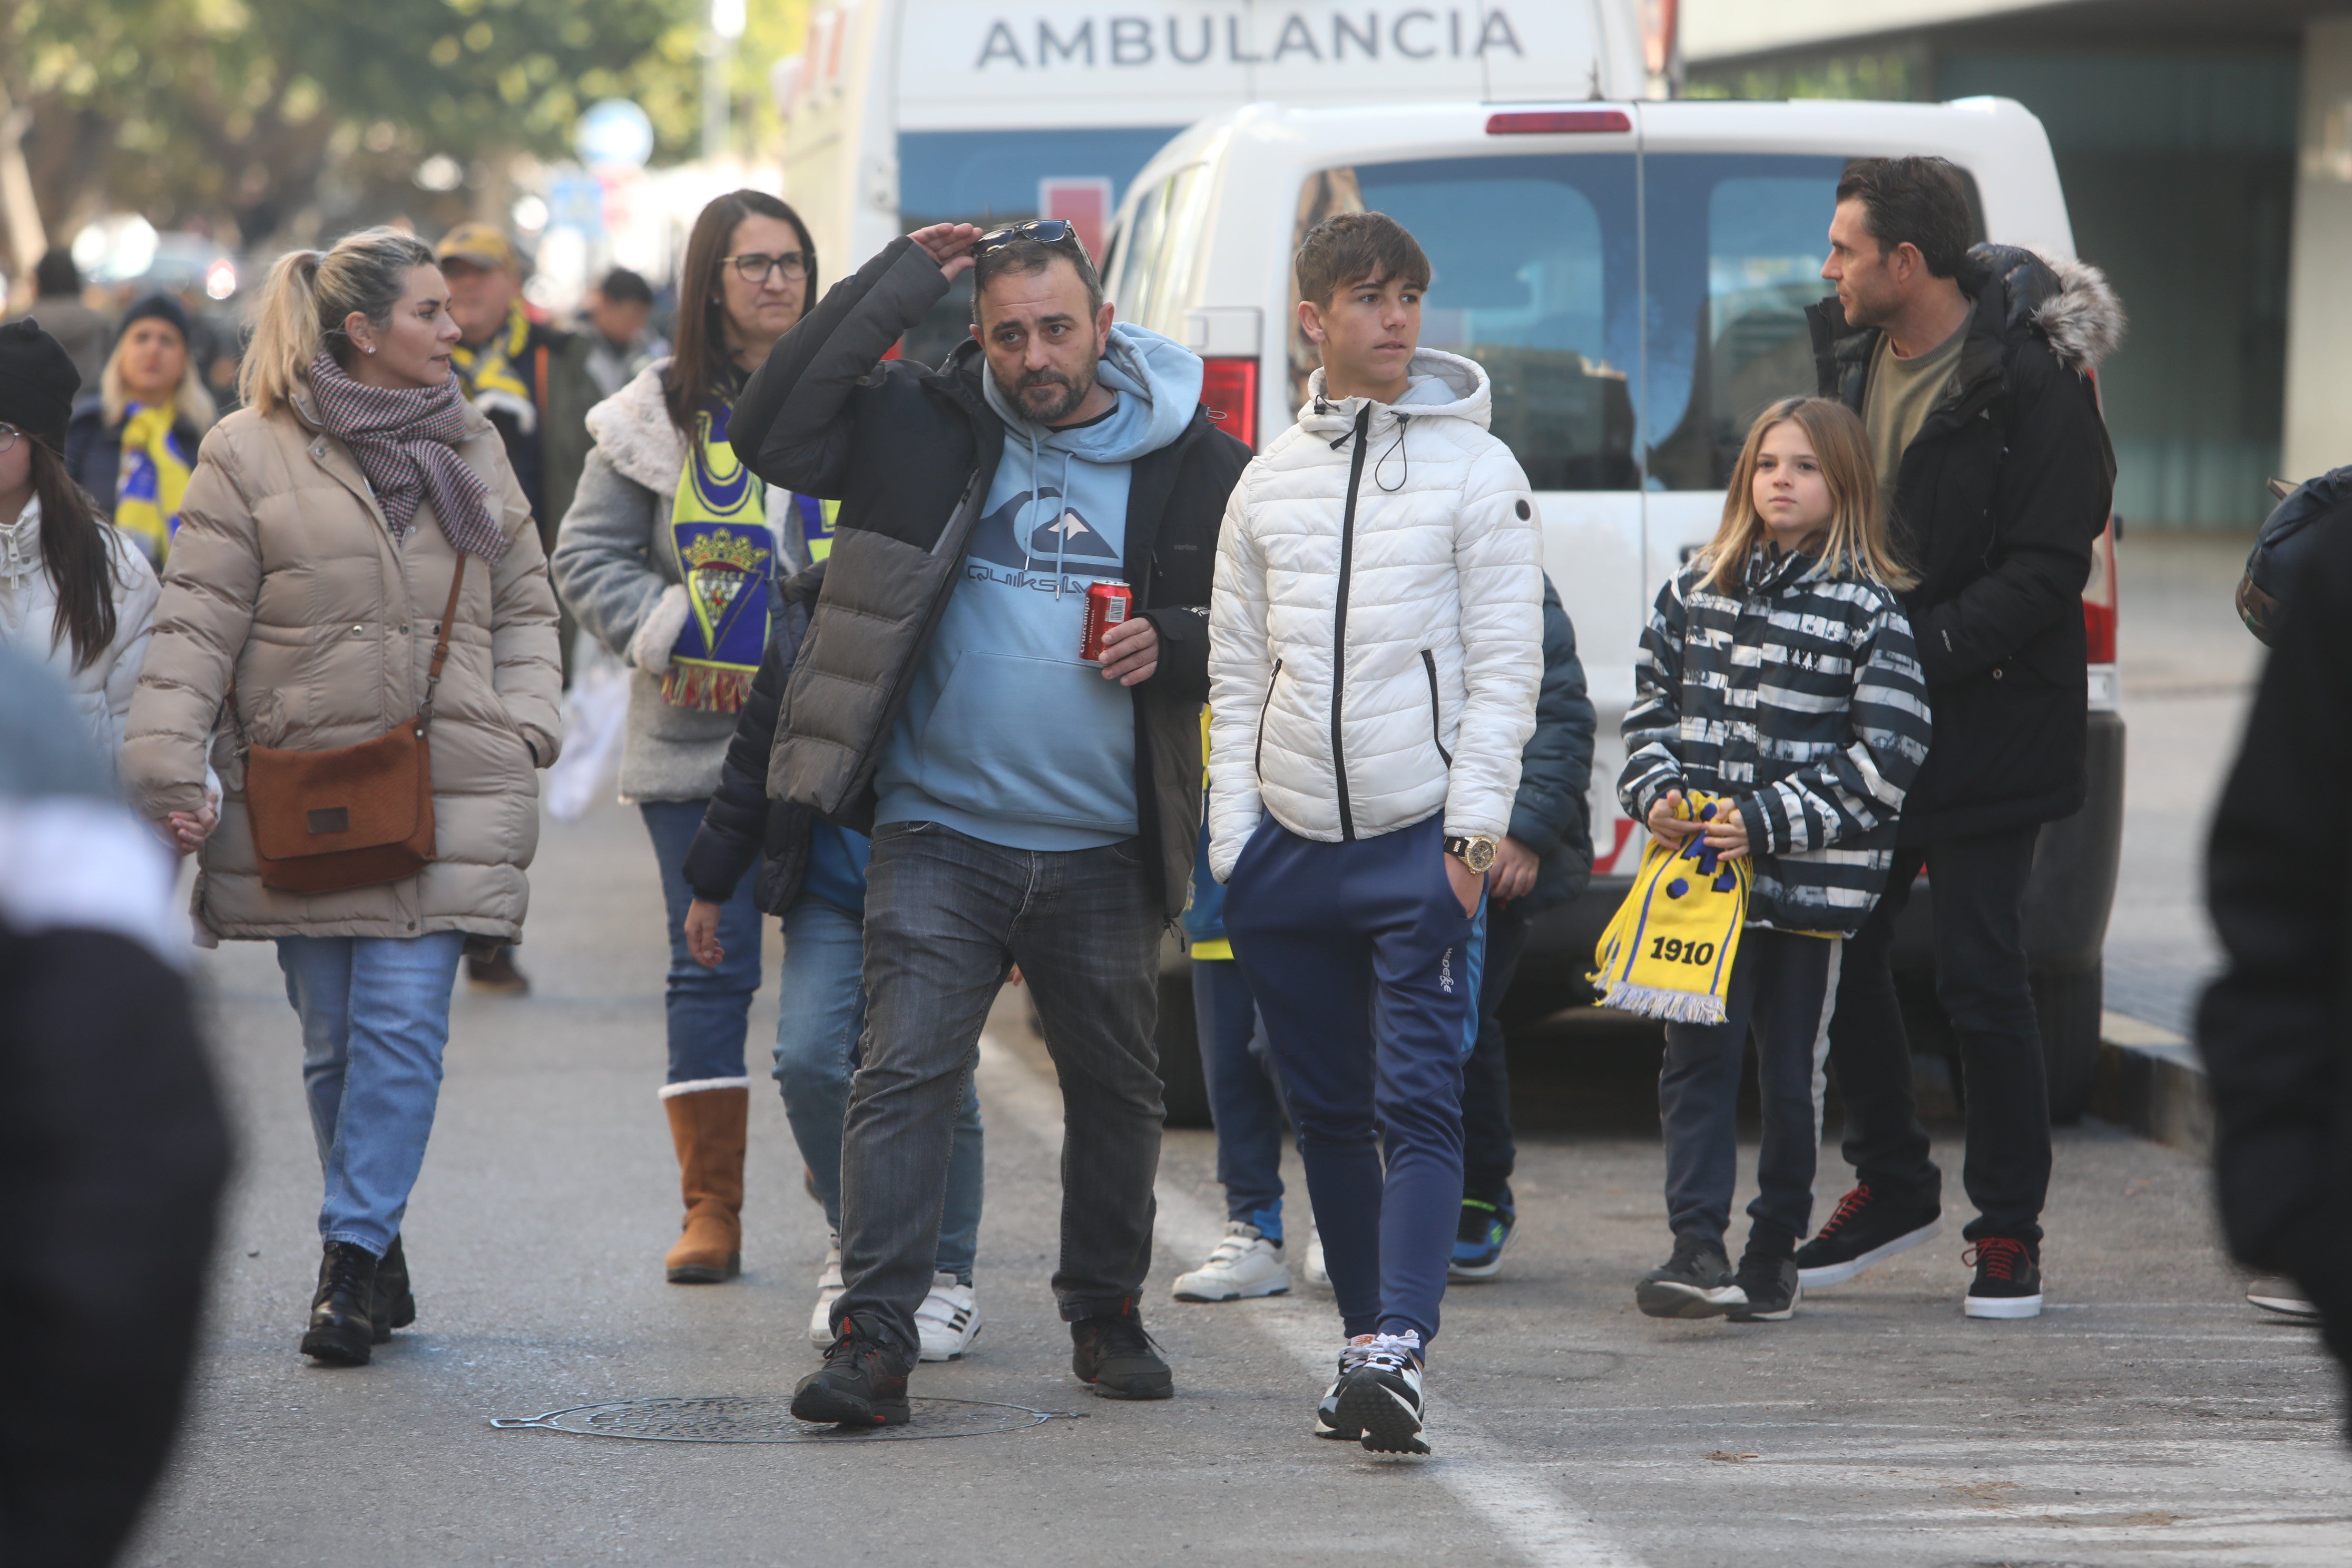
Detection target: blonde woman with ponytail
<box><xmin>123</xmin><ymin>230</ymin><xmax>564</xmax><ymax>1367</ymax></box>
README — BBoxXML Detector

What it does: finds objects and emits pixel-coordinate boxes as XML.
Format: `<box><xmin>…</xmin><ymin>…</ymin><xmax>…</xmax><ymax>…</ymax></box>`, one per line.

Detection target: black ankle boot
<box><xmin>371</xmin><ymin>1235</ymin><xmax>416</xmax><ymax>1345</ymax></box>
<box><xmin>301</xmin><ymin>1241</ymin><xmax>380</xmax><ymax>1366</ymax></box>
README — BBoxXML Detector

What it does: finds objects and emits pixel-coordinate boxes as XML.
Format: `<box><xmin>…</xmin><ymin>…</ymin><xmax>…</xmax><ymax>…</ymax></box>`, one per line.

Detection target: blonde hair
<box><xmin>1696</xmin><ymin>397</ymin><xmax>1915</xmax><ymax>594</ymax></box>
<box><xmin>100</xmin><ymin>325</ymin><xmax>216</xmax><ymax>433</ymax></box>
<box><xmin>239</xmin><ymin>228</ymin><xmax>438</xmax><ymax>415</ymax></box>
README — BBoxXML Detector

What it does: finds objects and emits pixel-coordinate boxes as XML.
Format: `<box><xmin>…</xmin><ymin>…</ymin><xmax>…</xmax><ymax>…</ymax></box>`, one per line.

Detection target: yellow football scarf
<box><xmin>111</xmin><ymin>403</ymin><xmax>193</xmax><ymax>566</ymax></box>
<box><xmin>448</xmin><ymin>306</ymin><xmax>536</xmax><ymax>432</ymax></box>
<box><xmin>1591</xmin><ymin>791</ymin><xmax>1750</xmax><ymax>1024</ymax></box>
<box><xmin>662</xmin><ymin>396</ymin><xmax>773</xmax><ymax>713</ymax></box>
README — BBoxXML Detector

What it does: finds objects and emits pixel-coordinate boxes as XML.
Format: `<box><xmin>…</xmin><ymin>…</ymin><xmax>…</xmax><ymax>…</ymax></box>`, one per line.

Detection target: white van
<box><xmin>776</xmin><ymin>1</ymin><xmax>1642</xmax><ymax>361</ymax></box>
<box><xmin>1104</xmin><ymin>97</ymin><xmax>2124</xmax><ymax>1120</ymax></box>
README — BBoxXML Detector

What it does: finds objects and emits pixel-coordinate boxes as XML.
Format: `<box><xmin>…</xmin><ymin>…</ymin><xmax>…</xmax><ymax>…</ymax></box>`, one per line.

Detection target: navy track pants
<box><xmin>1224</xmin><ymin>811</ymin><xmax>1482</xmax><ymax>1345</ymax></box>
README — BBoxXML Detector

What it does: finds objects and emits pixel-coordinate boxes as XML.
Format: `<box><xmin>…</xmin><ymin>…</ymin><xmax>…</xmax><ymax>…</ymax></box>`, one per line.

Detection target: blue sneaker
<box><xmin>1449</xmin><ymin>1199</ymin><xmax>1515</xmax><ymax>1280</ymax></box>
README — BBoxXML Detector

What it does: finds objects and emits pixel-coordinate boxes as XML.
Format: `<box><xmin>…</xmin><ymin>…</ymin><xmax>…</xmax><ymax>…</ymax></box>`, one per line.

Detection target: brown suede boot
<box><xmin>662</xmin><ymin>1084</ymin><xmax>748</xmax><ymax>1283</ymax></box>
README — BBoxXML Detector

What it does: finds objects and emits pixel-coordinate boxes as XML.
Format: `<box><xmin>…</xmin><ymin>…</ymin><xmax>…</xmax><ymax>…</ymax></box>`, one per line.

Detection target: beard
<box><xmin>995</xmin><ymin>360</ymin><xmax>1096</xmax><ymax>425</ymax></box>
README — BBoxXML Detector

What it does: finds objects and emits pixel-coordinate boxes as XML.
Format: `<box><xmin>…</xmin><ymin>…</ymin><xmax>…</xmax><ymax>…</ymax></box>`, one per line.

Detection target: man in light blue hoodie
<box><xmin>733</xmin><ymin>222</ymin><xmax>1253</xmax><ymax>1425</ymax></box>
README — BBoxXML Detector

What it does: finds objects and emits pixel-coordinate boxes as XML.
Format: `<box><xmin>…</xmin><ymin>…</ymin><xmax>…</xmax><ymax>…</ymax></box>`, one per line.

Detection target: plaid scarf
<box><xmin>306</xmin><ymin>350</ymin><xmax>507</xmax><ymax>562</ymax></box>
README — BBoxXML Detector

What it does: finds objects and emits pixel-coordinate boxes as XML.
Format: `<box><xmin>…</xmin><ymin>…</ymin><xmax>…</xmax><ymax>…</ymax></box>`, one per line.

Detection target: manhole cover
<box><xmin>491</xmin><ymin>1395</ymin><xmax>1082</xmax><ymax>1444</ymax></box>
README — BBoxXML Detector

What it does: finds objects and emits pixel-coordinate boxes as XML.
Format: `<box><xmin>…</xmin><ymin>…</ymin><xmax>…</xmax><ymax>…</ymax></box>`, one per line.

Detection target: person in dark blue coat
<box><xmin>1451</xmin><ymin>574</ymin><xmax>1596</xmax><ymax>1278</ymax></box>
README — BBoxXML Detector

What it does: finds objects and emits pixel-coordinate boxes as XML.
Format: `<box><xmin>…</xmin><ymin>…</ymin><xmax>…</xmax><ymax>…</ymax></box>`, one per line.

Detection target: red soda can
<box><xmin>1081</xmin><ymin>581</ymin><xmax>1133</xmax><ymax>662</ymax></box>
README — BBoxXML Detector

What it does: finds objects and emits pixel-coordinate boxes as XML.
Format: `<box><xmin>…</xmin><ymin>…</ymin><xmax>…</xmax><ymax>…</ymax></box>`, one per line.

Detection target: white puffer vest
<box><xmin>1207</xmin><ymin>350</ymin><xmax>1543</xmax><ymax>881</ymax></box>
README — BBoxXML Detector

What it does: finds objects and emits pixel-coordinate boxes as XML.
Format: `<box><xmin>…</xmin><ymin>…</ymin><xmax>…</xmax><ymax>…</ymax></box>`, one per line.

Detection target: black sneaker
<box><xmin>1331</xmin><ymin>1332</ymin><xmax>1429</xmax><ymax>1455</ymax></box>
<box><xmin>791</xmin><ymin>1313</ymin><xmax>913</xmax><ymax>1426</ymax></box>
<box><xmin>300</xmin><ymin>1241</ymin><xmax>379</xmax><ymax>1366</ymax></box>
<box><xmin>1636</xmin><ymin>1236</ymin><xmax>1743</xmax><ymax>1319</ymax></box>
<box><xmin>1071</xmin><ymin>1302</ymin><xmax>1173</xmax><ymax>1400</ymax></box>
<box><xmin>371</xmin><ymin>1234</ymin><xmax>416</xmax><ymax>1345</ymax></box>
<box><xmin>1963</xmin><ymin>1237</ymin><xmax>2043</xmax><ymax>1320</ymax></box>
<box><xmin>1449</xmin><ymin>1199</ymin><xmax>1516</xmax><ymax>1280</ymax></box>
<box><xmin>1795</xmin><ymin>1183</ymin><xmax>1943</xmax><ymax>1288</ymax></box>
<box><xmin>1727</xmin><ymin>1251</ymin><xmax>1801</xmax><ymax>1322</ymax></box>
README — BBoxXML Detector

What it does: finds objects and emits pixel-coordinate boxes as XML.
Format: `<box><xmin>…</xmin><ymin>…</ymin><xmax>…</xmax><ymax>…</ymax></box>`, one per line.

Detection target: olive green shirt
<box><xmin>1863</xmin><ymin>321</ymin><xmax>1967</xmax><ymax>508</ymax></box>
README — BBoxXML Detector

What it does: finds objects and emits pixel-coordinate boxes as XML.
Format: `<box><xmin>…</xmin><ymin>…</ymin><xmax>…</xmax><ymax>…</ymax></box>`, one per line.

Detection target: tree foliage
<box><xmin>2</xmin><ymin>0</ymin><xmax>771</xmax><ymax>248</ymax></box>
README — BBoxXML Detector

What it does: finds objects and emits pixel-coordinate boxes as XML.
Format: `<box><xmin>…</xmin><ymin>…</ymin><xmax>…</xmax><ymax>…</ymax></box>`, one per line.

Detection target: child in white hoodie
<box><xmin>1206</xmin><ymin>212</ymin><xmax>1543</xmax><ymax>1455</ymax></box>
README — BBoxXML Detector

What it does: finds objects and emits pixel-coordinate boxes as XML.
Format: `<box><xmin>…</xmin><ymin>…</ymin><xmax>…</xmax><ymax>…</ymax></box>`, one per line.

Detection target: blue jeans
<box><xmin>1191</xmin><ymin>958</ymin><xmax>1287</xmax><ymax>1239</ymax></box>
<box><xmin>277</xmin><ymin>932</ymin><xmax>467</xmax><ymax>1257</ymax></box>
<box><xmin>772</xmin><ymin>895</ymin><xmax>984</xmax><ymax>1282</ymax></box>
<box><xmin>834</xmin><ymin>821</ymin><xmax>1163</xmax><ymax>1355</ymax></box>
<box><xmin>641</xmin><ymin>798</ymin><xmax>764</xmax><ymax>1085</ymax></box>
<box><xmin>1461</xmin><ymin>901</ymin><xmax>1532</xmax><ymax>1209</ymax></box>
<box><xmin>1224</xmin><ymin>812</ymin><xmax>1483</xmax><ymax>1345</ymax></box>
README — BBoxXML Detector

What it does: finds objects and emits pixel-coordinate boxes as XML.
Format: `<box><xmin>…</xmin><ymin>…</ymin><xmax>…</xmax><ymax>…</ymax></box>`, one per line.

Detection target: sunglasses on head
<box><xmin>974</xmin><ymin>220</ymin><xmax>1088</xmax><ymax>261</ymax></box>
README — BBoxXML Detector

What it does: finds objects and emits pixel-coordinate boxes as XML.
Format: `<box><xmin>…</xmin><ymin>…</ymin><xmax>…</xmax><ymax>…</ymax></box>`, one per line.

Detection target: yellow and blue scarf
<box><xmin>1591</xmin><ymin>792</ymin><xmax>1750</xmax><ymax>1024</ymax></box>
<box><xmin>449</xmin><ymin>306</ymin><xmax>536</xmax><ymax>433</ymax></box>
<box><xmin>663</xmin><ymin>398</ymin><xmax>774</xmax><ymax>713</ymax></box>
<box><xmin>112</xmin><ymin>403</ymin><xmax>193</xmax><ymax>566</ymax></box>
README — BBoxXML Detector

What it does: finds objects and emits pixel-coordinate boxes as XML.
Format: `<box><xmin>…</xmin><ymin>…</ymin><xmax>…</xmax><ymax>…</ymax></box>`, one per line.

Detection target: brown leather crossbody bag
<box><xmin>240</xmin><ymin>557</ymin><xmax>467</xmax><ymax>895</ymax></box>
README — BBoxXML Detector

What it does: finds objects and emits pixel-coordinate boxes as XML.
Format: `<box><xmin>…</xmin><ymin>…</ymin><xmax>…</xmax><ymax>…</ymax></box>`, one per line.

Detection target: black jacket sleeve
<box><xmin>2198</xmin><ymin>521</ymin><xmax>2352</xmax><ymax>1311</ymax></box>
<box><xmin>731</xmin><ymin>236</ymin><xmax>954</xmax><ymax>498</ymax></box>
<box><xmin>1</xmin><ymin>929</ymin><xmax>229</xmax><ymax>1568</ymax></box>
<box><xmin>682</xmin><ymin>608</ymin><xmax>795</xmax><ymax>905</ymax></box>
<box><xmin>1508</xmin><ymin>577</ymin><xmax>1596</xmax><ymax>869</ymax></box>
<box><xmin>1912</xmin><ymin>341</ymin><xmax>2111</xmax><ymax>685</ymax></box>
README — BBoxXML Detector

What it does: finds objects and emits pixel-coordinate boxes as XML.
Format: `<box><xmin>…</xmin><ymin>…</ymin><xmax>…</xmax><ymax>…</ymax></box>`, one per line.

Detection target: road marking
<box><xmin>977</xmin><ymin>1033</ymin><xmax>1648</xmax><ymax>1568</ymax></box>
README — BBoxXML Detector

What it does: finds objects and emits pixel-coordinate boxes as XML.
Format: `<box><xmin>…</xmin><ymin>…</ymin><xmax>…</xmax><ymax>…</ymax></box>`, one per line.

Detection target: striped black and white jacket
<box><xmin>1618</xmin><ymin>545</ymin><xmax>1932</xmax><ymax>935</ymax></box>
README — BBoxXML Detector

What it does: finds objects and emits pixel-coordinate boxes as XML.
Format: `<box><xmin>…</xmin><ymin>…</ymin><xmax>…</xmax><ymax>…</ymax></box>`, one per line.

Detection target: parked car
<box><xmin>1108</xmin><ymin>96</ymin><xmax>2123</xmax><ymax>1125</ymax></box>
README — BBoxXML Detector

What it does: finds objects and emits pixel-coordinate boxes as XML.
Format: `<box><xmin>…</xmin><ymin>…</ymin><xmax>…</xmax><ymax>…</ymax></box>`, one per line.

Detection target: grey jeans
<box><xmin>831</xmin><ymin>820</ymin><xmax>1164</xmax><ymax>1354</ymax></box>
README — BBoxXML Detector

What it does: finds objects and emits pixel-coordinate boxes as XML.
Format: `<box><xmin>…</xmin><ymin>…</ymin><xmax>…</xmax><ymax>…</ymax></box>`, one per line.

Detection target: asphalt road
<box><xmin>128</xmin><ymin>631</ymin><xmax>2352</xmax><ymax>1566</ymax></box>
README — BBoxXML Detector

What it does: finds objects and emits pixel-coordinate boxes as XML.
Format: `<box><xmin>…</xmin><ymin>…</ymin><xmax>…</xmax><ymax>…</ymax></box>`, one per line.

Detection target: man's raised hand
<box><xmin>910</xmin><ymin>223</ymin><xmax>985</xmax><ymax>281</ymax></box>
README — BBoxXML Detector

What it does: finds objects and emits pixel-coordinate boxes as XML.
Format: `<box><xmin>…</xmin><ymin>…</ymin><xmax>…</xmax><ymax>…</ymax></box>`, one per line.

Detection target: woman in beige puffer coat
<box><xmin>122</xmin><ymin>228</ymin><xmax>562</xmax><ymax>1368</ymax></box>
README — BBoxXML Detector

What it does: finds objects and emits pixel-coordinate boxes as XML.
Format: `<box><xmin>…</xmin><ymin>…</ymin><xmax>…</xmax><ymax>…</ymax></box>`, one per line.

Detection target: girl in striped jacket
<box><xmin>1621</xmin><ymin>396</ymin><xmax>1932</xmax><ymax>1324</ymax></box>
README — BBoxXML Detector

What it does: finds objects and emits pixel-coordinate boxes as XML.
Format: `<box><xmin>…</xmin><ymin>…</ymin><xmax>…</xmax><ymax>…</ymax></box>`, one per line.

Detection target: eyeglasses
<box><xmin>0</xmin><ymin>425</ymin><xmax>18</xmax><ymax>455</ymax></box>
<box><xmin>720</xmin><ymin>251</ymin><xmax>809</xmax><ymax>284</ymax></box>
<box><xmin>974</xmin><ymin>220</ymin><xmax>1089</xmax><ymax>261</ymax></box>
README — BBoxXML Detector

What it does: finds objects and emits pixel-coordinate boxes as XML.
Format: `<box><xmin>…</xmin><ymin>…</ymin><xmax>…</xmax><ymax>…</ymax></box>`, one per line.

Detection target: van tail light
<box><xmin>1202</xmin><ymin>357</ymin><xmax>1258</xmax><ymax>448</ymax></box>
<box><xmin>1486</xmin><ymin>110</ymin><xmax>1632</xmax><ymax>135</ymax></box>
<box><xmin>2082</xmin><ymin>516</ymin><xmax>2118</xmax><ymax>664</ymax></box>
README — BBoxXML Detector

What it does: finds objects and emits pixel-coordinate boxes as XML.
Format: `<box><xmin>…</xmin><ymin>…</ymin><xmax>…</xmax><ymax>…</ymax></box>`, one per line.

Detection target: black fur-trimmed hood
<box><xmin>1963</xmin><ymin>243</ymin><xmax>2125</xmax><ymax>373</ymax></box>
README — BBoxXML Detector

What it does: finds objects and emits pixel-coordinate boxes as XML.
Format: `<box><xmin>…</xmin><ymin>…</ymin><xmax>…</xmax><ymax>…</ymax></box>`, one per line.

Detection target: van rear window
<box><xmin>1305</xmin><ymin>154</ymin><xmax>1641</xmax><ymax>491</ymax></box>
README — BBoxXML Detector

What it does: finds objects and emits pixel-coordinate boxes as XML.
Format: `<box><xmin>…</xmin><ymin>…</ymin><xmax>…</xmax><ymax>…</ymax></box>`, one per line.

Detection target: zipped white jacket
<box><xmin>1207</xmin><ymin>350</ymin><xmax>1542</xmax><ymax>881</ymax></box>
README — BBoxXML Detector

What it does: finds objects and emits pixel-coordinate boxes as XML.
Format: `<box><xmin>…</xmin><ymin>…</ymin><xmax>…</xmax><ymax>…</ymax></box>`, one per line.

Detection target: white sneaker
<box><xmin>1302</xmin><ymin>1229</ymin><xmax>1329</xmax><ymax>1289</ymax></box>
<box><xmin>806</xmin><ymin>1239</ymin><xmax>844</xmax><ymax>1350</ymax></box>
<box><xmin>1317</xmin><ymin>1331</ymin><xmax>1429</xmax><ymax>1455</ymax></box>
<box><xmin>915</xmin><ymin>1272</ymin><xmax>983</xmax><ymax>1361</ymax></box>
<box><xmin>1172</xmin><ymin>1222</ymin><xmax>1290</xmax><ymax>1302</ymax></box>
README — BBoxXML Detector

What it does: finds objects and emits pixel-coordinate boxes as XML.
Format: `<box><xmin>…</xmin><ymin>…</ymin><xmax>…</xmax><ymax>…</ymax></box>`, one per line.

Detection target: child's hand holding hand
<box><xmin>1645</xmin><ymin>789</ymin><xmax>1702</xmax><ymax>844</ymax></box>
<box><xmin>1702</xmin><ymin>804</ymin><xmax>1750</xmax><ymax>861</ymax></box>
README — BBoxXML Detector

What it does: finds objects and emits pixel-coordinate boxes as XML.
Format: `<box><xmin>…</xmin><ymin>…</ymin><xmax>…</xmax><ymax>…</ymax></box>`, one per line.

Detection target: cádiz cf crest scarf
<box><xmin>663</xmin><ymin>397</ymin><xmax>773</xmax><ymax>712</ymax></box>
<box><xmin>1591</xmin><ymin>792</ymin><xmax>1750</xmax><ymax>1025</ymax></box>
<box><xmin>112</xmin><ymin>403</ymin><xmax>193</xmax><ymax>566</ymax></box>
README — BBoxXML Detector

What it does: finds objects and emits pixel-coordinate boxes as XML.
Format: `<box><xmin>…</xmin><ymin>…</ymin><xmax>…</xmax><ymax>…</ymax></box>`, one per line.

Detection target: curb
<box><xmin>2091</xmin><ymin>1011</ymin><xmax>2211</xmax><ymax>1160</ymax></box>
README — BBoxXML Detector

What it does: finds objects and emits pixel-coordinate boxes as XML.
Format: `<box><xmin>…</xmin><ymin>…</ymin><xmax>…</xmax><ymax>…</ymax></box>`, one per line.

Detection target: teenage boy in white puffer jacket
<box><xmin>1207</xmin><ymin>212</ymin><xmax>1543</xmax><ymax>1455</ymax></box>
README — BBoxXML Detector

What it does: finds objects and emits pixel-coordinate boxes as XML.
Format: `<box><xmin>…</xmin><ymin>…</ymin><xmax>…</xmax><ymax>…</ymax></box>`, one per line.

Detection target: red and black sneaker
<box><xmin>1794</xmin><ymin>1182</ymin><xmax>1943</xmax><ymax>1288</ymax></box>
<box><xmin>1963</xmin><ymin>1236</ymin><xmax>2043</xmax><ymax>1319</ymax></box>
<box><xmin>791</xmin><ymin>1313</ymin><xmax>913</xmax><ymax>1426</ymax></box>
<box><xmin>1071</xmin><ymin>1301</ymin><xmax>1173</xmax><ymax>1400</ymax></box>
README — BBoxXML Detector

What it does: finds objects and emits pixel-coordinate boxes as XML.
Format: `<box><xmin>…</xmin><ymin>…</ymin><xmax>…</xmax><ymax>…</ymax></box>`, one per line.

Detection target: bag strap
<box><xmin>418</xmin><ymin>553</ymin><xmax>469</xmax><ymax>725</ymax></box>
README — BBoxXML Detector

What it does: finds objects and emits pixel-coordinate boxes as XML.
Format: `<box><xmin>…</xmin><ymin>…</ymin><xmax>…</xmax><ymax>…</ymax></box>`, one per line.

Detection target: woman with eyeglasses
<box><xmin>0</xmin><ymin>319</ymin><xmax>162</xmax><ymax>770</ymax></box>
<box><xmin>63</xmin><ymin>293</ymin><xmax>217</xmax><ymax>569</ymax></box>
<box><xmin>551</xmin><ymin>189</ymin><xmax>848</xmax><ymax>1292</ymax></box>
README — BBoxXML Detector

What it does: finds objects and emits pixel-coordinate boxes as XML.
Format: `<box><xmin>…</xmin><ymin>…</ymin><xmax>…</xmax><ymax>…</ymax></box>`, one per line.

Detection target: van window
<box><xmin>1301</xmin><ymin>155</ymin><xmax>1641</xmax><ymax>491</ymax></box>
<box><xmin>1641</xmin><ymin>154</ymin><xmax>1986</xmax><ymax>491</ymax></box>
<box><xmin>1118</xmin><ymin>164</ymin><xmax>1205</xmax><ymax>337</ymax></box>
<box><xmin>1642</xmin><ymin>155</ymin><xmax>1848</xmax><ymax>491</ymax></box>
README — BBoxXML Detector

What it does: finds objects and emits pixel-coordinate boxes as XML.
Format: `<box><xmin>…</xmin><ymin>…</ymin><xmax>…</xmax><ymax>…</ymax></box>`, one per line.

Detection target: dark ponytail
<box><xmin>29</xmin><ymin>438</ymin><xmax>118</xmax><ymax>672</ymax></box>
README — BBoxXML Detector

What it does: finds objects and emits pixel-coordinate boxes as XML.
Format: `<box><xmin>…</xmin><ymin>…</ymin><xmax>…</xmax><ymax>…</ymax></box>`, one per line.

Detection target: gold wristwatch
<box><xmin>1444</xmin><ymin>834</ymin><xmax>1498</xmax><ymax>874</ymax></box>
